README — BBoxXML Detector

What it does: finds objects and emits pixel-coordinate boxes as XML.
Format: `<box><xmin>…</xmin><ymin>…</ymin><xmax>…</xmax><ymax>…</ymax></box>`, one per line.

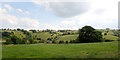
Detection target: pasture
<box><xmin>2</xmin><ymin>42</ymin><xmax>118</xmax><ymax>58</ymax></box>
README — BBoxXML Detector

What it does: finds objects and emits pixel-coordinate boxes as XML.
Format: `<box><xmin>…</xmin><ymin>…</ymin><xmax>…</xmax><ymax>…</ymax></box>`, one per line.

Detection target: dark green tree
<box><xmin>77</xmin><ymin>26</ymin><xmax>102</xmax><ymax>43</ymax></box>
<box><xmin>10</xmin><ymin>35</ymin><xmax>21</xmax><ymax>44</ymax></box>
<box><xmin>17</xmin><ymin>28</ymin><xmax>21</xmax><ymax>31</ymax></box>
<box><xmin>5</xmin><ymin>38</ymin><xmax>13</xmax><ymax>44</ymax></box>
<box><xmin>29</xmin><ymin>30</ymin><xmax>37</xmax><ymax>33</ymax></box>
<box><xmin>66</xmin><ymin>41</ymin><xmax>68</xmax><ymax>44</ymax></box>
<box><xmin>59</xmin><ymin>40</ymin><xmax>64</xmax><ymax>44</ymax></box>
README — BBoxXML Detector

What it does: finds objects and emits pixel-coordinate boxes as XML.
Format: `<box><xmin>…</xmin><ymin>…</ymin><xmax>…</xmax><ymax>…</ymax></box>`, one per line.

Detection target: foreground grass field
<box><xmin>2</xmin><ymin>42</ymin><xmax>118</xmax><ymax>58</ymax></box>
<box><xmin>0</xmin><ymin>46</ymin><xmax>1</xmax><ymax>59</ymax></box>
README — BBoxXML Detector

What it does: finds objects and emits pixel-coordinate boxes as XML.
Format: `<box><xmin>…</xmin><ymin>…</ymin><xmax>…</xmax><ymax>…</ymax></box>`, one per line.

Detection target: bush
<box><xmin>10</xmin><ymin>35</ymin><xmax>21</xmax><ymax>44</ymax></box>
<box><xmin>21</xmin><ymin>38</ymin><xmax>27</xmax><ymax>44</ymax></box>
<box><xmin>52</xmin><ymin>40</ymin><xmax>56</xmax><ymax>44</ymax></box>
<box><xmin>33</xmin><ymin>40</ymin><xmax>38</xmax><ymax>43</ymax></box>
<box><xmin>29</xmin><ymin>30</ymin><xmax>37</xmax><ymax>33</ymax></box>
<box><xmin>59</xmin><ymin>40</ymin><xmax>64</xmax><ymax>44</ymax></box>
<box><xmin>4</xmin><ymin>35</ymin><xmax>21</xmax><ymax>44</ymax></box>
<box><xmin>47</xmin><ymin>38</ymin><xmax>52</xmax><ymax>41</ymax></box>
<box><xmin>2</xmin><ymin>32</ymin><xmax>11</xmax><ymax>37</ymax></box>
<box><xmin>5</xmin><ymin>38</ymin><xmax>13</xmax><ymax>44</ymax></box>
<box><xmin>70</xmin><ymin>40</ymin><xmax>74</xmax><ymax>43</ymax></box>
<box><xmin>104</xmin><ymin>33</ymin><xmax>107</xmax><ymax>35</ymax></box>
<box><xmin>17</xmin><ymin>28</ymin><xmax>21</xmax><ymax>31</ymax></box>
<box><xmin>39</xmin><ymin>40</ymin><xmax>44</xmax><ymax>43</ymax></box>
<box><xmin>37</xmin><ymin>38</ymin><xmax>41</xmax><ymax>40</ymax></box>
<box><xmin>66</xmin><ymin>41</ymin><xmax>68</xmax><ymax>44</ymax></box>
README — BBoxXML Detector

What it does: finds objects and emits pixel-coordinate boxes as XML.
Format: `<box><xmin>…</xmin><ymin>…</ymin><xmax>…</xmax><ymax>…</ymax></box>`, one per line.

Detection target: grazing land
<box><xmin>2</xmin><ymin>42</ymin><xmax>118</xmax><ymax>58</ymax></box>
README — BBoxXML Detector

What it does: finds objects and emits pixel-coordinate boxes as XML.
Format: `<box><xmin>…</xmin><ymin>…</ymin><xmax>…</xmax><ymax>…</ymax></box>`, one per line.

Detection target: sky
<box><xmin>0</xmin><ymin>0</ymin><xmax>119</xmax><ymax>30</ymax></box>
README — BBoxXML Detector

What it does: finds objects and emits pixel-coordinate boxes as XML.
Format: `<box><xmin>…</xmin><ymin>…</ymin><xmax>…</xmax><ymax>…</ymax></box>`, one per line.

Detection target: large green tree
<box><xmin>77</xmin><ymin>26</ymin><xmax>102</xmax><ymax>43</ymax></box>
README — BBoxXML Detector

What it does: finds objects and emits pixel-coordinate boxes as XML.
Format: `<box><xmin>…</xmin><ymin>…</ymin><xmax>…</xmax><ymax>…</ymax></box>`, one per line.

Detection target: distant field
<box><xmin>56</xmin><ymin>35</ymin><xmax>78</xmax><ymax>42</ymax></box>
<box><xmin>103</xmin><ymin>35</ymin><xmax>118</xmax><ymax>41</ymax></box>
<box><xmin>2</xmin><ymin>42</ymin><xmax>118</xmax><ymax>58</ymax></box>
<box><xmin>32</xmin><ymin>32</ymin><xmax>51</xmax><ymax>40</ymax></box>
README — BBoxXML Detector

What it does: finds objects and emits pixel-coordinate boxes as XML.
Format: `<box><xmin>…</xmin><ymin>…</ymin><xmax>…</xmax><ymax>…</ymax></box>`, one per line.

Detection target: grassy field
<box><xmin>0</xmin><ymin>46</ymin><xmax>1</xmax><ymax>59</ymax></box>
<box><xmin>56</xmin><ymin>35</ymin><xmax>78</xmax><ymax>42</ymax></box>
<box><xmin>32</xmin><ymin>32</ymin><xmax>52</xmax><ymax>40</ymax></box>
<box><xmin>103</xmin><ymin>35</ymin><xmax>118</xmax><ymax>41</ymax></box>
<box><xmin>2</xmin><ymin>42</ymin><xmax>118</xmax><ymax>58</ymax></box>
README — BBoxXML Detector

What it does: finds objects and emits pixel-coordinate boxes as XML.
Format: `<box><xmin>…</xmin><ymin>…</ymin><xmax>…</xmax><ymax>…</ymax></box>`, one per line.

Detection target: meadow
<box><xmin>2</xmin><ymin>42</ymin><xmax>118</xmax><ymax>58</ymax></box>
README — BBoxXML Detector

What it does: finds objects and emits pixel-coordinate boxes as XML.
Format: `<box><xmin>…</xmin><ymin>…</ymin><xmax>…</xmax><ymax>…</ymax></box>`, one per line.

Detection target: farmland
<box><xmin>2</xmin><ymin>42</ymin><xmax>118</xmax><ymax>58</ymax></box>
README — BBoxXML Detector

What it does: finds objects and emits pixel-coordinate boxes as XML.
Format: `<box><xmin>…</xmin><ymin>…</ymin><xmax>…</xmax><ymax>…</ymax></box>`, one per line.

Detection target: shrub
<box><xmin>10</xmin><ymin>35</ymin><xmax>21</xmax><ymax>44</ymax></box>
<box><xmin>104</xmin><ymin>33</ymin><xmax>107</xmax><ymax>35</ymax></box>
<box><xmin>70</xmin><ymin>40</ymin><xmax>74</xmax><ymax>43</ymax></box>
<box><xmin>17</xmin><ymin>28</ymin><xmax>21</xmax><ymax>31</ymax></box>
<box><xmin>37</xmin><ymin>38</ymin><xmax>41</xmax><ymax>40</ymax></box>
<box><xmin>2</xmin><ymin>32</ymin><xmax>11</xmax><ymax>37</ymax></box>
<box><xmin>5</xmin><ymin>38</ymin><xmax>13</xmax><ymax>44</ymax></box>
<box><xmin>59</xmin><ymin>40</ymin><xmax>64</xmax><ymax>44</ymax></box>
<box><xmin>39</xmin><ymin>40</ymin><xmax>44</xmax><ymax>43</ymax></box>
<box><xmin>66</xmin><ymin>41</ymin><xmax>68</xmax><ymax>44</ymax></box>
<box><xmin>29</xmin><ymin>30</ymin><xmax>37</xmax><ymax>33</ymax></box>
<box><xmin>52</xmin><ymin>40</ymin><xmax>56</xmax><ymax>44</ymax></box>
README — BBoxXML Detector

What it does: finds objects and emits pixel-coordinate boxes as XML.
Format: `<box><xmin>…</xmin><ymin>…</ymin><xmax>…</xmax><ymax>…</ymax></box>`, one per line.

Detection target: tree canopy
<box><xmin>77</xmin><ymin>26</ymin><xmax>102</xmax><ymax>43</ymax></box>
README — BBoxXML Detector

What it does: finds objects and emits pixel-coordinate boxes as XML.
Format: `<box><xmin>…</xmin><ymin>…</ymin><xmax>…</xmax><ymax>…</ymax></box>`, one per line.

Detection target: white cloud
<box><xmin>0</xmin><ymin>8</ymin><xmax>7</xmax><ymax>13</ymax></box>
<box><xmin>42</xmin><ymin>24</ymin><xmax>60</xmax><ymax>30</ymax></box>
<box><xmin>32</xmin><ymin>0</ymin><xmax>51</xmax><ymax>11</ymax></box>
<box><xmin>17</xmin><ymin>8</ymin><xmax>30</xmax><ymax>15</ymax></box>
<box><xmin>25</xmin><ymin>11</ymin><xmax>30</xmax><ymax>14</ymax></box>
<box><xmin>49</xmin><ymin>2</ymin><xmax>90</xmax><ymax>18</ymax></box>
<box><xmin>60</xmin><ymin>0</ymin><xmax>119</xmax><ymax>29</ymax></box>
<box><xmin>1</xmin><ymin>13</ymin><xmax>18</xmax><ymax>29</ymax></box>
<box><xmin>2</xmin><ymin>14</ymin><xmax>18</xmax><ymax>24</ymax></box>
<box><xmin>1</xmin><ymin>13</ymin><xmax>40</xmax><ymax>29</ymax></box>
<box><xmin>17</xmin><ymin>9</ymin><xmax>23</xmax><ymax>13</ymax></box>
<box><xmin>32</xmin><ymin>0</ymin><xmax>90</xmax><ymax>18</ymax></box>
<box><xmin>4</xmin><ymin>4</ymin><xmax>13</xmax><ymax>11</ymax></box>
<box><xmin>20</xmin><ymin>17</ymin><xmax>40</xmax><ymax>29</ymax></box>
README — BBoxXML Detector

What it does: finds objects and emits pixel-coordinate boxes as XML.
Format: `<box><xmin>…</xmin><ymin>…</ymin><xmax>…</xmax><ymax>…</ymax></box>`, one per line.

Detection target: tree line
<box><xmin>1</xmin><ymin>25</ymin><xmax>118</xmax><ymax>44</ymax></box>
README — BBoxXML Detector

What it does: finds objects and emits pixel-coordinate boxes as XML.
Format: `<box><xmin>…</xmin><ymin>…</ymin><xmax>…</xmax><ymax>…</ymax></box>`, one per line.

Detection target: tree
<box><xmin>104</xmin><ymin>33</ymin><xmax>107</xmax><ymax>35</ymax></box>
<box><xmin>106</xmin><ymin>28</ymin><xmax>110</xmax><ymax>33</ymax></box>
<box><xmin>10</xmin><ymin>35</ymin><xmax>21</xmax><ymax>44</ymax></box>
<box><xmin>21</xmin><ymin>38</ymin><xmax>27</xmax><ymax>44</ymax></box>
<box><xmin>5</xmin><ymin>38</ymin><xmax>13</xmax><ymax>44</ymax></box>
<box><xmin>29</xmin><ymin>30</ymin><xmax>37</xmax><ymax>33</ymax></box>
<box><xmin>59</xmin><ymin>40</ymin><xmax>64</xmax><ymax>44</ymax></box>
<box><xmin>2</xmin><ymin>32</ymin><xmax>11</xmax><ymax>37</ymax></box>
<box><xmin>70</xmin><ymin>40</ymin><xmax>75</xmax><ymax>43</ymax></box>
<box><xmin>66</xmin><ymin>41</ymin><xmax>68</xmax><ymax>44</ymax></box>
<box><xmin>77</xmin><ymin>26</ymin><xmax>102</xmax><ymax>43</ymax></box>
<box><xmin>52</xmin><ymin>40</ymin><xmax>56</xmax><ymax>44</ymax></box>
<box><xmin>17</xmin><ymin>28</ymin><xmax>21</xmax><ymax>31</ymax></box>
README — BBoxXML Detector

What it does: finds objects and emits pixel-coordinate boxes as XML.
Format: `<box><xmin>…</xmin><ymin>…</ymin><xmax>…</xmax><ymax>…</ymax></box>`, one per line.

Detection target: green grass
<box><xmin>13</xmin><ymin>31</ymin><xmax>26</xmax><ymax>39</ymax></box>
<box><xmin>0</xmin><ymin>46</ymin><xmax>2</xmax><ymax>59</ymax></box>
<box><xmin>32</xmin><ymin>32</ymin><xmax>51</xmax><ymax>40</ymax></box>
<box><xmin>57</xmin><ymin>35</ymin><xmax>78</xmax><ymax>42</ymax></box>
<box><xmin>2</xmin><ymin>42</ymin><xmax>118</xmax><ymax>58</ymax></box>
<box><xmin>103</xmin><ymin>35</ymin><xmax>118</xmax><ymax>41</ymax></box>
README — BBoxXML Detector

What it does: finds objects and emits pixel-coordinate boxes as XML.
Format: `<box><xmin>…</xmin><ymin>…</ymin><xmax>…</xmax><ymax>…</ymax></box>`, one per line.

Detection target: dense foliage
<box><xmin>77</xmin><ymin>26</ymin><xmax>102</xmax><ymax>43</ymax></box>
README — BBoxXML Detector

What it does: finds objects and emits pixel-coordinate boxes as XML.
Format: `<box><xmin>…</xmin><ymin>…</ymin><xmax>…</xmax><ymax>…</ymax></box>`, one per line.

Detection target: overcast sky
<box><xmin>0</xmin><ymin>0</ymin><xmax>119</xmax><ymax>30</ymax></box>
